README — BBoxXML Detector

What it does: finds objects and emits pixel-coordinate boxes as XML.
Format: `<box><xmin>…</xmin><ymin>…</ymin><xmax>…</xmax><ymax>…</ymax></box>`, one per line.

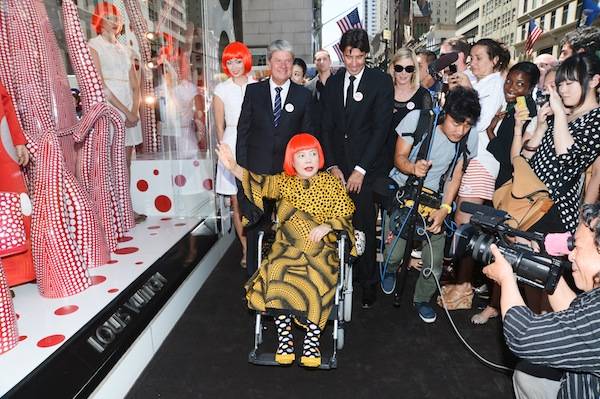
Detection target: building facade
<box><xmin>241</xmin><ymin>0</ymin><xmax>314</xmax><ymax>65</ymax></box>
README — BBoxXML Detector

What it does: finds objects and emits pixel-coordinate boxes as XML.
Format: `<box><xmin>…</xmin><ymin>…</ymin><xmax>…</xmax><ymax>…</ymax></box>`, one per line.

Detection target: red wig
<box><xmin>91</xmin><ymin>2</ymin><xmax>121</xmax><ymax>35</ymax></box>
<box><xmin>221</xmin><ymin>42</ymin><xmax>253</xmax><ymax>77</ymax></box>
<box><xmin>283</xmin><ymin>133</ymin><xmax>325</xmax><ymax>176</ymax></box>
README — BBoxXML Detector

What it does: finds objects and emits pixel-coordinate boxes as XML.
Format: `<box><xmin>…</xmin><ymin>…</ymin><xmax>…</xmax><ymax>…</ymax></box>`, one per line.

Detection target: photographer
<box><xmin>385</xmin><ymin>86</ymin><xmax>480</xmax><ymax>323</ymax></box>
<box><xmin>483</xmin><ymin>203</ymin><xmax>600</xmax><ymax>398</ymax></box>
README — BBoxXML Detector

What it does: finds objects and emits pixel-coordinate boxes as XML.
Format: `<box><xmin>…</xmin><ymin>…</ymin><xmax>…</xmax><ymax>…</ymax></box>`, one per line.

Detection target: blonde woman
<box><xmin>388</xmin><ymin>48</ymin><xmax>433</xmax><ymax>130</ymax></box>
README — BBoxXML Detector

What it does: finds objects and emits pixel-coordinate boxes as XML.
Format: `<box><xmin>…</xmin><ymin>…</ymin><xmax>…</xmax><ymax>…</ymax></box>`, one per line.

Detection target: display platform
<box><xmin>0</xmin><ymin>216</ymin><xmax>224</xmax><ymax>398</ymax></box>
<box><xmin>130</xmin><ymin>151</ymin><xmax>214</xmax><ymax>217</ymax></box>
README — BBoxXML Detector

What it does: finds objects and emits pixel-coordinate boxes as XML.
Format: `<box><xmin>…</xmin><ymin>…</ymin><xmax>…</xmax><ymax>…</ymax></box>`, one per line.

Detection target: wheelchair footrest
<box><xmin>248</xmin><ymin>350</ymin><xmax>337</xmax><ymax>369</ymax></box>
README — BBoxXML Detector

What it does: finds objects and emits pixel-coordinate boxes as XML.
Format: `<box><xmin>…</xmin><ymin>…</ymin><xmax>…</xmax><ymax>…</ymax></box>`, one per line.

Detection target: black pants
<box><xmin>244</xmin><ymin>199</ymin><xmax>275</xmax><ymax>277</ymax></box>
<box><xmin>349</xmin><ymin>185</ymin><xmax>379</xmax><ymax>288</ymax></box>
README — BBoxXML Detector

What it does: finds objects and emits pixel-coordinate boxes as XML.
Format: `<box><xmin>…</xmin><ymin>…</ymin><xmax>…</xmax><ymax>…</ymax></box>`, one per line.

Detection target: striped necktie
<box><xmin>273</xmin><ymin>86</ymin><xmax>282</xmax><ymax>127</ymax></box>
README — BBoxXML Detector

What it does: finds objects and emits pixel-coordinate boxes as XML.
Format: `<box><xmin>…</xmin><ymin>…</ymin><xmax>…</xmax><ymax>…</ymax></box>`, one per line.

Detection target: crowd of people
<box><xmin>213</xmin><ymin>24</ymin><xmax>600</xmax><ymax>395</ymax></box>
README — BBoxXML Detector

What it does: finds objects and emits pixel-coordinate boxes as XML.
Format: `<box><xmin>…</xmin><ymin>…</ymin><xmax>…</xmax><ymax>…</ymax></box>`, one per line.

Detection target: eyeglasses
<box><xmin>394</xmin><ymin>64</ymin><xmax>416</xmax><ymax>73</ymax></box>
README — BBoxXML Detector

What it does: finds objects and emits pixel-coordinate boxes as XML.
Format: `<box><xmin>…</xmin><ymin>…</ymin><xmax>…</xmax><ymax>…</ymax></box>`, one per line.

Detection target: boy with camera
<box><xmin>384</xmin><ymin>86</ymin><xmax>481</xmax><ymax>323</ymax></box>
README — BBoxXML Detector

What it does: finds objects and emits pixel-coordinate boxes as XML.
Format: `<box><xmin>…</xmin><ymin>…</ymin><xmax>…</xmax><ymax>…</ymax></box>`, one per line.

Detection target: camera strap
<box><xmin>404</xmin><ymin>110</ymin><xmax>435</xmax><ymax>188</ymax></box>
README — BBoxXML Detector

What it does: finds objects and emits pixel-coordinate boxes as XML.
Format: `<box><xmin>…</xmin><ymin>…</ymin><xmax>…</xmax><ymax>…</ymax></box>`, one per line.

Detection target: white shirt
<box><xmin>269</xmin><ymin>78</ymin><xmax>291</xmax><ymax>110</ymax></box>
<box><xmin>343</xmin><ymin>67</ymin><xmax>365</xmax><ymax>106</ymax></box>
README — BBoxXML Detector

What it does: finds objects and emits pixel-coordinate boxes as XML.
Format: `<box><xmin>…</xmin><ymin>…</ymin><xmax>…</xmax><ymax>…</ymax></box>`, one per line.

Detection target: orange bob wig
<box><xmin>221</xmin><ymin>42</ymin><xmax>253</xmax><ymax>77</ymax></box>
<box><xmin>283</xmin><ymin>133</ymin><xmax>325</xmax><ymax>176</ymax></box>
<box><xmin>91</xmin><ymin>2</ymin><xmax>121</xmax><ymax>35</ymax></box>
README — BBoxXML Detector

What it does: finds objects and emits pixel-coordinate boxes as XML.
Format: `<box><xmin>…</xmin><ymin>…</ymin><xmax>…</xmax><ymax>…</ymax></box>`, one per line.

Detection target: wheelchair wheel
<box><xmin>337</xmin><ymin>327</ymin><xmax>344</xmax><ymax>350</ymax></box>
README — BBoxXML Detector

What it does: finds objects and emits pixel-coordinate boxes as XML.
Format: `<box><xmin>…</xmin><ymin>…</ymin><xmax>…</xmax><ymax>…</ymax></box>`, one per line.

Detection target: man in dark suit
<box><xmin>321</xmin><ymin>29</ymin><xmax>394</xmax><ymax>308</ymax></box>
<box><xmin>236</xmin><ymin>39</ymin><xmax>313</xmax><ymax>276</ymax></box>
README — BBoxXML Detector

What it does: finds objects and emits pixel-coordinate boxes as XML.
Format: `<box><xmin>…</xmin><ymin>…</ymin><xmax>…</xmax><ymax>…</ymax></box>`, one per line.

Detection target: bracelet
<box><xmin>522</xmin><ymin>139</ymin><xmax>539</xmax><ymax>152</ymax></box>
<box><xmin>440</xmin><ymin>203</ymin><xmax>452</xmax><ymax>214</ymax></box>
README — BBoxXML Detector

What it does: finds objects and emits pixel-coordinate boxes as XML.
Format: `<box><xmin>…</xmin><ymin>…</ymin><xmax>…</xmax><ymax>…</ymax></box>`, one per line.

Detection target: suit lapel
<box><xmin>264</xmin><ymin>79</ymin><xmax>274</xmax><ymax>126</ymax></box>
<box><xmin>346</xmin><ymin>68</ymin><xmax>368</xmax><ymax>127</ymax></box>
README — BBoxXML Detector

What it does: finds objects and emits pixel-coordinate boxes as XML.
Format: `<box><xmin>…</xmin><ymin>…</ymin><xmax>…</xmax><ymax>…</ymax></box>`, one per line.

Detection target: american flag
<box><xmin>525</xmin><ymin>18</ymin><xmax>543</xmax><ymax>55</ymax></box>
<box><xmin>332</xmin><ymin>43</ymin><xmax>344</xmax><ymax>61</ymax></box>
<box><xmin>336</xmin><ymin>7</ymin><xmax>363</xmax><ymax>33</ymax></box>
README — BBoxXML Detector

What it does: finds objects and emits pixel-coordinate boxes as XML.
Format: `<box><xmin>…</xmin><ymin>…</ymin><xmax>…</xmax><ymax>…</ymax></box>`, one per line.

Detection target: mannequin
<box><xmin>0</xmin><ymin>82</ymin><xmax>33</xmax><ymax>287</ymax></box>
<box><xmin>88</xmin><ymin>2</ymin><xmax>145</xmax><ymax>222</ymax></box>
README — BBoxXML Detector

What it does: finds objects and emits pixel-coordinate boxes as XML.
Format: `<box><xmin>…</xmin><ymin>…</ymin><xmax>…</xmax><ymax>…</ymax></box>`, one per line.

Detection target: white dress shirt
<box><xmin>269</xmin><ymin>78</ymin><xmax>291</xmax><ymax>110</ymax></box>
<box><xmin>343</xmin><ymin>67</ymin><xmax>365</xmax><ymax>106</ymax></box>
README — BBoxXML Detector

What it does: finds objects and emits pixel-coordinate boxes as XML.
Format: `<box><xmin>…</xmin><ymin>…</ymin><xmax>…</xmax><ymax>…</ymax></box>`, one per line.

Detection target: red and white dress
<box><xmin>459</xmin><ymin>71</ymin><xmax>505</xmax><ymax>200</ymax></box>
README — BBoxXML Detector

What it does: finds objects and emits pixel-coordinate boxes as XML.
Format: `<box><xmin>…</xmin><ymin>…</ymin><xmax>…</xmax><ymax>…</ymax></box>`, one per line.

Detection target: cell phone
<box><xmin>535</xmin><ymin>92</ymin><xmax>550</xmax><ymax>107</ymax></box>
<box><xmin>448</xmin><ymin>64</ymin><xmax>457</xmax><ymax>75</ymax></box>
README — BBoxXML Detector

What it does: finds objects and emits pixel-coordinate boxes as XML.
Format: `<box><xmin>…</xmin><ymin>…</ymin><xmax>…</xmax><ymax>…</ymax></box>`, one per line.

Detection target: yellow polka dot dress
<box><xmin>243</xmin><ymin>170</ymin><xmax>356</xmax><ymax>330</ymax></box>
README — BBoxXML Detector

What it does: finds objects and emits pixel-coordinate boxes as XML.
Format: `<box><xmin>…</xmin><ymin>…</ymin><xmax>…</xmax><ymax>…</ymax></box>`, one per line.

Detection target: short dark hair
<box><xmin>339</xmin><ymin>28</ymin><xmax>370</xmax><ymax>54</ymax></box>
<box><xmin>556</xmin><ymin>53</ymin><xmax>600</xmax><ymax>109</ymax></box>
<box><xmin>293</xmin><ymin>58</ymin><xmax>307</xmax><ymax>75</ymax></box>
<box><xmin>473</xmin><ymin>38</ymin><xmax>511</xmax><ymax>72</ymax></box>
<box><xmin>444</xmin><ymin>86</ymin><xmax>481</xmax><ymax>125</ymax></box>
<box><xmin>443</xmin><ymin>37</ymin><xmax>471</xmax><ymax>58</ymax></box>
<box><xmin>508</xmin><ymin>61</ymin><xmax>540</xmax><ymax>92</ymax></box>
<box><xmin>561</xmin><ymin>26</ymin><xmax>600</xmax><ymax>56</ymax></box>
<box><xmin>582</xmin><ymin>202</ymin><xmax>600</xmax><ymax>250</ymax></box>
<box><xmin>416</xmin><ymin>49</ymin><xmax>436</xmax><ymax>64</ymax></box>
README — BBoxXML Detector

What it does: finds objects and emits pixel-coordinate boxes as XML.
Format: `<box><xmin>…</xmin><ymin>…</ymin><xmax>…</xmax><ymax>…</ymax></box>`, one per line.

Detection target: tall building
<box><xmin>431</xmin><ymin>0</ymin><xmax>457</xmax><ymax>25</ymax></box>
<box><xmin>241</xmin><ymin>0</ymin><xmax>314</xmax><ymax>65</ymax></box>
<box><xmin>455</xmin><ymin>0</ymin><xmax>518</xmax><ymax>49</ymax></box>
<box><xmin>514</xmin><ymin>0</ymin><xmax>579</xmax><ymax>58</ymax></box>
<box><xmin>364</xmin><ymin>0</ymin><xmax>381</xmax><ymax>38</ymax></box>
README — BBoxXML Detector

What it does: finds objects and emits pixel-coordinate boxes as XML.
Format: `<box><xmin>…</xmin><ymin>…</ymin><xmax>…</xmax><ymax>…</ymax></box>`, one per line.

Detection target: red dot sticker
<box><xmin>174</xmin><ymin>175</ymin><xmax>187</xmax><ymax>187</ymax></box>
<box><xmin>37</xmin><ymin>334</ymin><xmax>65</xmax><ymax>348</ymax></box>
<box><xmin>203</xmin><ymin>179</ymin><xmax>213</xmax><ymax>190</ymax></box>
<box><xmin>137</xmin><ymin>180</ymin><xmax>149</xmax><ymax>192</ymax></box>
<box><xmin>108</xmin><ymin>288</ymin><xmax>119</xmax><ymax>294</ymax></box>
<box><xmin>117</xmin><ymin>236</ymin><xmax>133</xmax><ymax>243</ymax></box>
<box><xmin>107</xmin><ymin>259</ymin><xmax>118</xmax><ymax>265</ymax></box>
<box><xmin>153</xmin><ymin>169</ymin><xmax>159</xmax><ymax>175</ymax></box>
<box><xmin>147</xmin><ymin>225</ymin><xmax>160</xmax><ymax>230</ymax></box>
<box><xmin>155</xmin><ymin>195</ymin><xmax>172</xmax><ymax>212</ymax></box>
<box><xmin>174</xmin><ymin>223</ymin><xmax>186</xmax><ymax>227</ymax></box>
<box><xmin>193</xmin><ymin>160</ymin><xmax>200</xmax><ymax>167</ymax></box>
<box><xmin>114</xmin><ymin>247</ymin><xmax>139</xmax><ymax>255</ymax></box>
<box><xmin>160</xmin><ymin>217</ymin><xmax>172</xmax><ymax>221</ymax></box>
<box><xmin>54</xmin><ymin>305</ymin><xmax>79</xmax><ymax>316</ymax></box>
<box><xmin>91</xmin><ymin>275</ymin><xmax>107</xmax><ymax>285</ymax></box>
<box><xmin>18</xmin><ymin>335</ymin><xmax>27</xmax><ymax>342</ymax></box>
<box><xmin>150</xmin><ymin>233</ymin><xmax>158</xmax><ymax>236</ymax></box>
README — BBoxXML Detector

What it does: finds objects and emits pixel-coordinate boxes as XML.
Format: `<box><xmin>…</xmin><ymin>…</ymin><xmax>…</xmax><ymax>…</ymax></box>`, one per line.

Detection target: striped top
<box><xmin>504</xmin><ymin>288</ymin><xmax>600</xmax><ymax>399</ymax></box>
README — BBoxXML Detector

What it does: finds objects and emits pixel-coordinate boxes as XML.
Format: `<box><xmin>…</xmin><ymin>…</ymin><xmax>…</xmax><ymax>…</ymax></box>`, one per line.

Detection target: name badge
<box><xmin>406</xmin><ymin>101</ymin><xmax>415</xmax><ymax>110</ymax></box>
<box><xmin>285</xmin><ymin>103</ymin><xmax>294</xmax><ymax>112</ymax></box>
<box><xmin>353</xmin><ymin>92</ymin><xmax>363</xmax><ymax>102</ymax></box>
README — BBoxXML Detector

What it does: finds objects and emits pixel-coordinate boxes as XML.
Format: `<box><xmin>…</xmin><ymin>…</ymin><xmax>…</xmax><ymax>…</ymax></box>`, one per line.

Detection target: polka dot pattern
<box><xmin>54</xmin><ymin>305</ymin><xmax>79</xmax><ymax>316</ymax></box>
<box><xmin>0</xmin><ymin>0</ymin><xmax>102</xmax><ymax>298</ymax></box>
<box><xmin>120</xmin><ymin>0</ymin><xmax>159</xmax><ymax>152</ymax></box>
<box><xmin>155</xmin><ymin>195</ymin><xmax>172</xmax><ymax>213</ymax></box>
<box><xmin>0</xmin><ymin>259</ymin><xmax>18</xmax><ymax>354</ymax></box>
<box><xmin>530</xmin><ymin>108</ymin><xmax>600</xmax><ymax>233</ymax></box>
<box><xmin>37</xmin><ymin>334</ymin><xmax>65</xmax><ymax>348</ymax></box>
<box><xmin>0</xmin><ymin>192</ymin><xmax>27</xmax><ymax>255</ymax></box>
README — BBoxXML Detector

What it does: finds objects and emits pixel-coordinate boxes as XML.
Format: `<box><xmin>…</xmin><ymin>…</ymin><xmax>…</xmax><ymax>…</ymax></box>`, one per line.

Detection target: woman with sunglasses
<box><xmin>385</xmin><ymin>49</ymin><xmax>433</xmax><ymax>171</ymax></box>
<box><xmin>388</xmin><ymin>48</ymin><xmax>433</xmax><ymax>130</ymax></box>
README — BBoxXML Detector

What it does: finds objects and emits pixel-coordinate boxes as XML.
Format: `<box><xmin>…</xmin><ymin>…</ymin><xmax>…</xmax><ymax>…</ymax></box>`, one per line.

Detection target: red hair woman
<box><xmin>216</xmin><ymin>133</ymin><xmax>357</xmax><ymax>368</ymax></box>
<box><xmin>213</xmin><ymin>42</ymin><xmax>255</xmax><ymax>267</ymax></box>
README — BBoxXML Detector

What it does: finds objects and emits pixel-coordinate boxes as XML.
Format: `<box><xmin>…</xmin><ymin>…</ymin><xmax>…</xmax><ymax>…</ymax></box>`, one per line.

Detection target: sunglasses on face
<box><xmin>394</xmin><ymin>64</ymin><xmax>416</xmax><ymax>73</ymax></box>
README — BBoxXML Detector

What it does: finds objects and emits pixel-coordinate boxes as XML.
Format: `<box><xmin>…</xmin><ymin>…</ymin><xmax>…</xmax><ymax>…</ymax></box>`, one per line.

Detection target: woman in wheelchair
<box><xmin>216</xmin><ymin>133</ymin><xmax>356</xmax><ymax>367</ymax></box>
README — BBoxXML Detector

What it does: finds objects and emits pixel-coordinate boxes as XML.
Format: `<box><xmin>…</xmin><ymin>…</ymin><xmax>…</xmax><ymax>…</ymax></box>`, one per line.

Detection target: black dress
<box><xmin>386</xmin><ymin>86</ymin><xmax>433</xmax><ymax>171</ymax></box>
<box><xmin>529</xmin><ymin>108</ymin><xmax>600</xmax><ymax>233</ymax></box>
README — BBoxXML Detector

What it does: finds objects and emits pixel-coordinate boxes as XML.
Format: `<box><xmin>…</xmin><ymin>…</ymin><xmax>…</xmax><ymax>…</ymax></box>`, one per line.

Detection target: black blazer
<box><xmin>236</xmin><ymin>79</ymin><xmax>314</xmax><ymax>174</ymax></box>
<box><xmin>321</xmin><ymin>67</ymin><xmax>394</xmax><ymax>182</ymax></box>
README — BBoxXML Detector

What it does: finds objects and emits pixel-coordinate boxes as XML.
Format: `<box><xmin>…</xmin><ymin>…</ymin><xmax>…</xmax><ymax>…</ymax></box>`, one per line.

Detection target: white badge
<box><xmin>406</xmin><ymin>101</ymin><xmax>415</xmax><ymax>110</ymax></box>
<box><xmin>285</xmin><ymin>103</ymin><xmax>294</xmax><ymax>112</ymax></box>
<box><xmin>353</xmin><ymin>92</ymin><xmax>363</xmax><ymax>102</ymax></box>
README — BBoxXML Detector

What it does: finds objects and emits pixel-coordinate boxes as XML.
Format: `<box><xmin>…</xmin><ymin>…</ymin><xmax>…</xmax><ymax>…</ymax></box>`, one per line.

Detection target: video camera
<box><xmin>450</xmin><ymin>202</ymin><xmax>570</xmax><ymax>294</ymax></box>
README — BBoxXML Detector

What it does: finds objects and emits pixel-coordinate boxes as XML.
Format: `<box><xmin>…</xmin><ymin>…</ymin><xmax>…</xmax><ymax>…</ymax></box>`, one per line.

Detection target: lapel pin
<box><xmin>353</xmin><ymin>92</ymin><xmax>363</xmax><ymax>102</ymax></box>
<box><xmin>285</xmin><ymin>103</ymin><xmax>294</xmax><ymax>112</ymax></box>
<box><xmin>406</xmin><ymin>101</ymin><xmax>415</xmax><ymax>110</ymax></box>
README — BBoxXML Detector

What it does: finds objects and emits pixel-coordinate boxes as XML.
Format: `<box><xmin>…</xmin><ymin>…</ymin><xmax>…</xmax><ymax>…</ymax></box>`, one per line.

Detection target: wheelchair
<box><xmin>248</xmin><ymin>230</ymin><xmax>354</xmax><ymax>369</ymax></box>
